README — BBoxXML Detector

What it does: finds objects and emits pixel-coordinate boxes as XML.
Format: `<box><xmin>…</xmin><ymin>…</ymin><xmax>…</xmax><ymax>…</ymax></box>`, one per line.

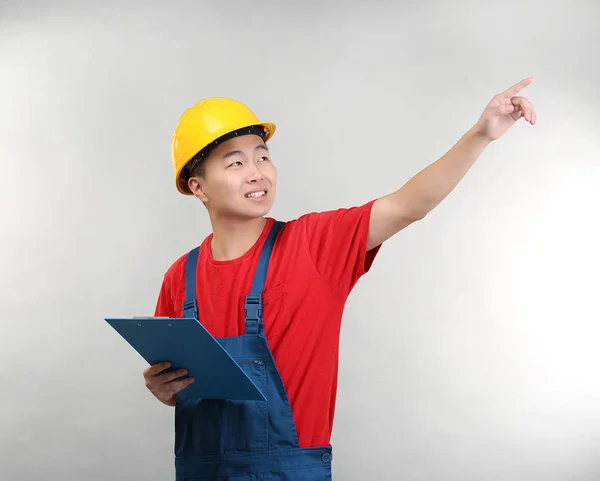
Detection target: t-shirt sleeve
<box><xmin>302</xmin><ymin>199</ymin><xmax>382</xmax><ymax>296</ymax></box>
<box><xmin>154</xmin><ymin>274</ymin><xmax>175</xmax><ymax>317</ymax></box>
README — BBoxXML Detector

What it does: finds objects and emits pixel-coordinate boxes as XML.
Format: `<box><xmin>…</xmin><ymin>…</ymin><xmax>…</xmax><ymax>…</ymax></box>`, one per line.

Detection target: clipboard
<box><xmin>105</xmin><ymin>317</ymin><xmax>266</xmax><ymax>401</ymax></box>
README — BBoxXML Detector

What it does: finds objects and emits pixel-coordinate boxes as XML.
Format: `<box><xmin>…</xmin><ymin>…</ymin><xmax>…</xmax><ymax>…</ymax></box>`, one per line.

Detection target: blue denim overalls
<box><xmin>175</xmin><ymin>220</ymin><xmax>334</xmax><ymax>480</ymax></box>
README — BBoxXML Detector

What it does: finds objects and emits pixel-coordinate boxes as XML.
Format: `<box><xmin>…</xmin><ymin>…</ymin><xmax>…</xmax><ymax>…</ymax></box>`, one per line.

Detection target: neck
<box><xmin>208</xmin><ymin>214</ymin><xmax>268</xmax><ymax>261</ymax></box>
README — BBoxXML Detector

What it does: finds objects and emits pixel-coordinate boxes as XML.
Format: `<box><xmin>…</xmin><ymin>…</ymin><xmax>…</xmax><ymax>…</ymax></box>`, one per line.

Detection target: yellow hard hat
<box><xmin>171</xmin><ymin>97</ymin><xmax>276</xmax><ymax>195</ymax></box>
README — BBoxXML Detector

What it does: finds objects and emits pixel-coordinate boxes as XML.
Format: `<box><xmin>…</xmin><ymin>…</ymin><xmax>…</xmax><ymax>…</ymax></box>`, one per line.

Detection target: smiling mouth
<box><xmin>245</xmin><ymin>190</ymin><xmax>267</xmax><ymax>198</ymax></box>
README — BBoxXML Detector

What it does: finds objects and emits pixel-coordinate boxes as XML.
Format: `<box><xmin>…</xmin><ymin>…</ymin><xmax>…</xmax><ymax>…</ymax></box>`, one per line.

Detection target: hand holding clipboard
<box><xmin>143</xmin><ymin>360</ymin><xmax>195</xmax><ymax>407</ymax></box>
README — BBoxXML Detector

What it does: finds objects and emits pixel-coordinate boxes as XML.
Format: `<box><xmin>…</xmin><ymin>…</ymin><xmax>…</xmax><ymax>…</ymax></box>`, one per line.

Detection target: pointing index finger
<box><xmin>501</xmin><ymin>77</ymin><xmax>533</xmax><ymax>98</ymax></box>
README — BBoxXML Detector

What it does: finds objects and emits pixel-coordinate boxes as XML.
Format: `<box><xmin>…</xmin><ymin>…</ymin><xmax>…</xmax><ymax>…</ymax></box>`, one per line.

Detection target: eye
<box><xmin>228</xmin><ymin>161</ymin><xmax>243</xmax><ymax>168</ymax></box>
<box><xmin>258</xmin><ymin>156</ymin><xmax>269</xmax><ymax>162</ymax></box>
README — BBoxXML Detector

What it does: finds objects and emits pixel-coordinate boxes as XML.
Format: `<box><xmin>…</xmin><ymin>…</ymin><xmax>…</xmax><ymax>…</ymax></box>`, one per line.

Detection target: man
<box><xmin>144</xmin><ymin>79</ymin><xmax>536</xmax><ymax>480</ymax></box>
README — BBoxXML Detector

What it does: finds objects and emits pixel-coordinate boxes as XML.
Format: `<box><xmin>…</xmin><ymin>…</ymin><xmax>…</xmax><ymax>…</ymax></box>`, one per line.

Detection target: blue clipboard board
<box><xmin>105</xmin><ymin>317</ymin><xmax>266</xmax><ymax>401</ymax></box>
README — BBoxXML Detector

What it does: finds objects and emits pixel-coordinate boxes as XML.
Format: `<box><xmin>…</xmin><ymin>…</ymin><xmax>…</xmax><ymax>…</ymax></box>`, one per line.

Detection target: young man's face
<box><xmin>190</xmin><ymin>134</ymin><xmax>277</xmax><ymax>219</ymax></box>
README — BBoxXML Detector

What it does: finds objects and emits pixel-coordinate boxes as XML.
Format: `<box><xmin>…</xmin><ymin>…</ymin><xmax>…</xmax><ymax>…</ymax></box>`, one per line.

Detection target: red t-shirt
<box><xmin>154</xmin><ymin>200</ymin><xmax>382</xmax><ymax>448</ymax></box>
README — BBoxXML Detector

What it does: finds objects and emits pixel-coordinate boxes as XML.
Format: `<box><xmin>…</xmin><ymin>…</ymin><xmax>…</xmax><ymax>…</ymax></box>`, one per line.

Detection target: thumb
<box><xmin>499</xmin><ymin>103</ymin><xmax>515</xmax><ymax>115</ymax></box>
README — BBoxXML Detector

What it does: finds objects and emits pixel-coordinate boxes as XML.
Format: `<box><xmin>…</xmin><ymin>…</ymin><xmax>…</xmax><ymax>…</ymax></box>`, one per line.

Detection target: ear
<box><xmin>188</xmin><ymin>176</ymin><xmax>209</xmax><ymax>204</ymax></box>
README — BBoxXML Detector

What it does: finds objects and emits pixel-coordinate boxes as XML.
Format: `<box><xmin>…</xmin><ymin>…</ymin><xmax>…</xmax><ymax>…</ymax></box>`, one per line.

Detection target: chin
<box><xmin>243</xmin><ymin>193</ymin><xmax>275</xmax><ymax>218</ymax></box>
<box><xmin>249</xmin><ymin>202</ymin><xmax>273</xmax><ymax>218</ymax></box>
<box><xmin>224</xmin><ymin>203</ymin><xmax>273</xmax><ymax>221</ymax></box>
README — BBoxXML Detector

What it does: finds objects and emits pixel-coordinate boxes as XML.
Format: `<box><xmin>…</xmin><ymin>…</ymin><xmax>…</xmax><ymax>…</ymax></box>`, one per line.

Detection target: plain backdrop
<box><xmin>1</xmin><ymin>1</ymin><xmax>599</xmax><ymax>480</ymax></box>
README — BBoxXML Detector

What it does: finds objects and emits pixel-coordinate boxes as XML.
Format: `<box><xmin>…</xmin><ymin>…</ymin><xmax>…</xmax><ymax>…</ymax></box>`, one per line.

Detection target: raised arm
<box><xmin>367</xmin><ymin>77</ymin><xmax>536</xmax><ymax>251</ymax></box>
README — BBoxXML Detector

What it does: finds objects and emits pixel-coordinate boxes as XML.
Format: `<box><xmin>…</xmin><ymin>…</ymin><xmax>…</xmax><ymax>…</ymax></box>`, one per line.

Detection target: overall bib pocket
<box><xmin>176</xmin><ymin>359</ymin><xmax>268</xmax><ymax>456</ymax></box>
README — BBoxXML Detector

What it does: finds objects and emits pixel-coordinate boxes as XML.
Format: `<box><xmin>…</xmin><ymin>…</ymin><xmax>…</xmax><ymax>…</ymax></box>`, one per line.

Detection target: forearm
<box><xmin>398</xmin><ymin>126</ymin><xmax>491</xmax><ymax>219</ymax></box>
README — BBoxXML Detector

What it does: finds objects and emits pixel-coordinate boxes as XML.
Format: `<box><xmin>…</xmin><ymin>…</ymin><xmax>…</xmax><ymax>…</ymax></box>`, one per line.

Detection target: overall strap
<box><xmin>182</xmin><ymin>246</ymin><xmax>200</xmax><ymax>318</ymax></box>
<box><xmin>245</xmin><ymin>221</ymin><xmax>285</xmax><ymax>335</ymax></box>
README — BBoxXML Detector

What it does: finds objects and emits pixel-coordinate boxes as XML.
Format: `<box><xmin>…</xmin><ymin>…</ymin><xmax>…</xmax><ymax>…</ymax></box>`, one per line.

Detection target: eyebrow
<box><xmin>222</xmin><ymin>144</ymin><xmax>269</xmax><ymax>160</ymax></box>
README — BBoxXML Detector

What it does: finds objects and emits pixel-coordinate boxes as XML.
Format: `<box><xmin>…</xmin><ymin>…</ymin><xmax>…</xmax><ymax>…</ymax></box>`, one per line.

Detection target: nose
<box><xmin>247</xmin><ymin>161</ymin><xmax>263</xmax><ymax>183</ymax></box>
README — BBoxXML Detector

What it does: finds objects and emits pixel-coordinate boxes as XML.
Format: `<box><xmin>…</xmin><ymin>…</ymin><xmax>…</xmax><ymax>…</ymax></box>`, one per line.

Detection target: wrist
<box><xmin>466</xmin><ymin>125</ymin><xmax>494</xmax><ymax>148</ymax></box>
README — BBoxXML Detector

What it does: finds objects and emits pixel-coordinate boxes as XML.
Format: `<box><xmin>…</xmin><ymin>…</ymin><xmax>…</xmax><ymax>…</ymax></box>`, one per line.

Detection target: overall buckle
<box><xmin>244</xmin><ymin>295</ymin><xmax>262</xmax><ymax>335</ymax></box>
<box><xmin>182</xmin><ymin>299</ymin><xmax>198</xmax><ymax>319</ymax></box>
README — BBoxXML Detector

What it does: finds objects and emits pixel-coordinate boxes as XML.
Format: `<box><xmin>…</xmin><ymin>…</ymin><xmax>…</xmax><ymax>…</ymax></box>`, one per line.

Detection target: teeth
<box><xmin>246</xmin><ymin>191</ymin><xmax>266</xmax><ymax>198</ymax></box>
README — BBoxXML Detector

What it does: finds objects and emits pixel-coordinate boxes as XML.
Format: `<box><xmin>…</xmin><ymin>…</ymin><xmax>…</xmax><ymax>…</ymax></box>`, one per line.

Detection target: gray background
<box><xmin>2</xmin><ymin>1</ymin><xmax>599</xmax><ymax>480</ymax></box>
